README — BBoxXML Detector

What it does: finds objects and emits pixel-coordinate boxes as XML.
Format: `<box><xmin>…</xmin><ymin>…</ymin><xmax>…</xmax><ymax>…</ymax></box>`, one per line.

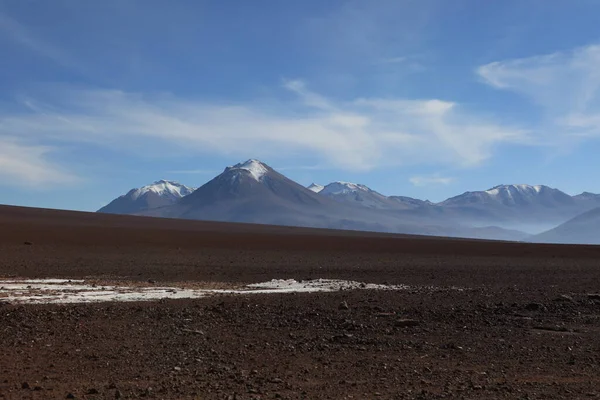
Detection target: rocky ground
<box><xmin>1</xmin><ymin>205</ymin><xmax>600</xmax><ymax>399</ymax></box>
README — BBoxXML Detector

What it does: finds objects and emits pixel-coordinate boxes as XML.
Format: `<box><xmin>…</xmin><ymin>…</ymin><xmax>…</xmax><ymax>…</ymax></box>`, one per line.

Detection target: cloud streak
<box><xmin>0</xmin><ymin>138</ymin><xmax>78</xmax><ymax>186</ymax></box>
<box><xmin>2</xmin><ymin>82</ymin><xmax>526</xmax><ymax>171</ymax></box>
<box><xmin>0</xmin><ymin>81</ymin><xmax>527</xmax><ymax>183</ymax></box>
<box><xmin>409</xmin><ymin>175</ymin><xmax>454</xmax><ymax>187</ymax></box>
<box><xmin>478</xmin><ymin>44</ymin><xmax>600</xmax><ymax>138</ymax></box>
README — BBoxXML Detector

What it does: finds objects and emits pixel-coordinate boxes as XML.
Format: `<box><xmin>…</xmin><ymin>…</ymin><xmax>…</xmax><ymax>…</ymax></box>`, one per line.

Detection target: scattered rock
<box><xmin>395</xmin><ymin>319</ymin><xmax>420</xmax><ymax>327</ymax></box>
<box><xmin>339</xmin><ymin>301</ymin><xmax>349</xmax><ymax>310</ymax></box>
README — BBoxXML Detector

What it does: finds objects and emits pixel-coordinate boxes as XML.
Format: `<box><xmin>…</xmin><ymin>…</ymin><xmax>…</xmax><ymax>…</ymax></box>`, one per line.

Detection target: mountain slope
<box><xmin>98</xmin><ymin>180</ymin><xmax>195</xmax><ymax>214</ymax></box>
<box><xmin>529</xmin><ymin>207</ymin><xmax>600</xmax><ymax>244</ymax></box>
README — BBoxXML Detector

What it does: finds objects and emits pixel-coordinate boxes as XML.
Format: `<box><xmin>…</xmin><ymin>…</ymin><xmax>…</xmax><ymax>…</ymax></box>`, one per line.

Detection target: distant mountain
<box><xmin>441</xmin><ymin>184</ymin><xmax>574</xmax><ymax>207</ymax></box>
<box><xmin>389</xmin><ymin>196</ymin><xmax>433</xmax><ymax>209</ymax></box>
<box><xmin>100</xmin><ymin>162</ymin><xmax>600</xmax><ymax>241</ymax></box>
<box><xmin>98</xmin><ymin>180</ymin><xmax>195</xmax><ymax>214</ymax></box>
<box><xmin>437</xmin><ymin>184</ymin><xmax>599</xmax><ymax>232</ymax></box>
<box><xmin>140</xmin><ymin>160</ymin><xmax>404</xmax><ymax>231</ymax></box>
<box><xmin>529</xmin><ymin>207</ymin><xmax>600</xmax><ymax>244</ymax></box>
<box><xmin>135</xmin><ymin>160</ymin><xmax>524</xmax><ymax>240</ymax></box>
<box><xmin>307</xmin><ymin>183</ymin><xmax>324</xmax><ymax>193</ymax></box>
<box><xmin>318</xmin><ymin>182</ymin><xmax>402</xmax><ymax>209</ymax></box>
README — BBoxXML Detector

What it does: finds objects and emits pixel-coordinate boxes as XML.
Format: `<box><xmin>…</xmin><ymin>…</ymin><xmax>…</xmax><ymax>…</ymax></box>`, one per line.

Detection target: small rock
<box><xmin>114</xmin><ymin>390</ymin><xmax>122</xmax><ymax>399</ymax></box>
<box><xmin>148</xmin><ymin>279</ymin><xmax>156</xmax><ymax>284</ymax></box>
<box><xmin>339</xmin><ymin>301</ymin><xmax>349</xmax><ymax>310</ymax></box>
<box><xmin>587</xmin><ymin>294</ymin><xmax>600</xmax><ymax>300</ymax></box>
<box><xmin>173</xmin><ymin>366</ymin><xmax>182</xmax><ymax>371</ymax></box>
<box><xmin>21</xmin><ymin>382</ymin><xmax>30</xmax><ymax>389</ymax></box>
<box><xmin>395</xmin><ymin>319</ymin><xmax>420</xmax><ymax>327</ymax></box>
<box><xmin>66</xmin><ymin>394</ymin><xmax>75</xmax><ymax>399</ymax></box>
<box><xmin>87</xmin><ymin>388</ymin><xmax>99</xmax><ymax>394</ymax></box>
<box><xmin>23</xmin><ymin>241</ymin><xmax>33</xmax><ymax>246</ymax></box>
<box><xmin>34</xmin><ymin>386</ymin><xmax>43</xmax><ymax>391</ymax></box>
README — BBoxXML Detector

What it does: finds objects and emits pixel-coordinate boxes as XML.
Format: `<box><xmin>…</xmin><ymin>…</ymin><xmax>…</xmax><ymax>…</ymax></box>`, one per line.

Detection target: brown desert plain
<box><xmin>1</xmin><ymin>204</ymin><xmax>600</xmax><ymax>399</ymax></box>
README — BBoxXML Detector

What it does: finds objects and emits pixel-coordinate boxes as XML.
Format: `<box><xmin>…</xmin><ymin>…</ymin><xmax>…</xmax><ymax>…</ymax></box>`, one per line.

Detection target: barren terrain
<box><xmin>1</xmin><ymin>205</ymin><xmax>600</xmax><ymax>399</ymax></box>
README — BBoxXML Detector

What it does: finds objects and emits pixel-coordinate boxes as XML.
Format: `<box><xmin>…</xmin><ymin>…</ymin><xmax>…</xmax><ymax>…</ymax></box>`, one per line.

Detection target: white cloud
<box><xmin>0</xmin><ymin>81</ymin><xmax>526</xmax><ymax>173</ymax></box>
<box><xmin>0</xmin><ymin>138</ymin><xmax>79</xmax><ymax>186</ymax></box>
<box><xmin>409</xmin><ymin>175</ymin><xmax>454</xmax><ymax>187</ymax></box>
<box><xmin>478</xmin><ymin>44</ymin><xmax>600</xmax><ymax>137</ymax></box>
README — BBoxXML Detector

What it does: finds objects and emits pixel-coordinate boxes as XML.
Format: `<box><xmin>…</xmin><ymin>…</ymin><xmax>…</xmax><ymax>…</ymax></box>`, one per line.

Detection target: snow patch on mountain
<box><xmin>485</xmin><ymin>184</ymin><xmax>544</xmax><ymax>197</ymax></box>
<box><xmin>227</xmin><ymin>159</ymin><xmax>269</xmax><ymax>182</ymax></box>
<box><xmin>307</xmin><ymin>183</ymin><xmax>324</xmax><ymax>193</ymax></box>
<box><xmin>320</xmin><ymin>181</ymin><xmax>372</xmax><ymax>195</ymax></box>
<box><xmin>130</xmin><ymin>180</ymin><xmax>195</xmax><ymax>201</ymax></box>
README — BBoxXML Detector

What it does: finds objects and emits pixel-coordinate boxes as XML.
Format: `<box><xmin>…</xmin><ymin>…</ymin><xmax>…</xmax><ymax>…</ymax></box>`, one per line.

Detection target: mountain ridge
<box><xmin>96</xmin><ymin>159</ymin><xmax>600</xmax><ymax>241</ymax></box>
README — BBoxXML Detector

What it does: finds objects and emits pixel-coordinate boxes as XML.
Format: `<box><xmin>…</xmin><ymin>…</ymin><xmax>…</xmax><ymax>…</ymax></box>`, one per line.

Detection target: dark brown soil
<box><xmin>1</xmin><ymin>205</ymin><xmax>600</xmax><ymax>399</ymax></box>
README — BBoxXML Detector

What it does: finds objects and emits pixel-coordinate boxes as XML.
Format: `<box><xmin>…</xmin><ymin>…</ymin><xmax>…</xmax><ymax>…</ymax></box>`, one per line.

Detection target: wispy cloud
<box><xmin>0</xmin><ymin>138</ymin><xmax>79</xmax><ymax>186</ymax></box>
<box><xmin>409</xmin><ymin>175</ymin><xmax>454</xmax><ymax>187</ymax></box>
<box><xmin>0</xmin><ymin>81</ymin><xmax>527</xmax><ymax>176</ymax></box>
<box><xmin>0</xmin><ymin>12</ymin><xmax>87</xmax><ymax>75</ymax></box>
<box><xmin>478</xmin><ymin>44</ymin><xmax>600</xmax><ymax>137</ymax></box>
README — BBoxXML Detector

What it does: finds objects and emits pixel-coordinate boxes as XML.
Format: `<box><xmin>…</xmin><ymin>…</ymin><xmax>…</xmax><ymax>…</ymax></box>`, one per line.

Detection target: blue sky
<box><xmin>2</xmin><ymin>0</ymin><xmax>600</xmax><ymax>211</ymax></box>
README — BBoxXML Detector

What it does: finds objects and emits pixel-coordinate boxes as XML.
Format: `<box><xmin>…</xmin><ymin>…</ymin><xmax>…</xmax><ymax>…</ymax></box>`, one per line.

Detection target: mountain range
<box><xmin>98</xmin><ymin>159</ymin><xmax>600</xmax><ymax>243</ymax></box>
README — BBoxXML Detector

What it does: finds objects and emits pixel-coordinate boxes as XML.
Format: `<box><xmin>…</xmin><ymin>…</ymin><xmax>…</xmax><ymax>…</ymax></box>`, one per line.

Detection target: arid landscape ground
<box><xmin>1</xmin><ymin>204</ymin><xmax>600</xmax><ymax>399</ymax></box>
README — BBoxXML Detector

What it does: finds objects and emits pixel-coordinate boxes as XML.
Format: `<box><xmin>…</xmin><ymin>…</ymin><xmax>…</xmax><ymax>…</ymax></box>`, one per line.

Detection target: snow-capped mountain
<box><xmin>144</xmin><ymin>159</ymin><xmax>337</xmax><ymax>224</ymax></box>
<box><xmin>98</xmin><ymin>180</ymin><xmax>195</xmax><ymax>214</ymax></box>
<box><xmin>136</xmin><ymin>159</ymin><xmax>523</xmax><ymax>240</ymax></box>
<box><xmin>317</xmin><ymin>182</ymin><xmax>405</xmax><ymax>210</ymax></box>
<box><xmin>98</xmin><ymin>161</ymin><xmax>600</xmax><ymax>241</ymax></box>
<box><xmin>131</xmin><ymin>180</ymin><xmax>195</xmax><ymax>202</ymax></box>
<box><xmin>437</xmin><ymin>184</ymin><xmax>600</xmax><ymax>233</ymax></box>
<box><xmin>441</xmin><ymin>184</ymin><xmax>574</xmax><ymax>207</ymax></box>
<box><xmin>307</xmin><ymin>183</ymin><xmax>324</xmax><ymax>193</ymax></box>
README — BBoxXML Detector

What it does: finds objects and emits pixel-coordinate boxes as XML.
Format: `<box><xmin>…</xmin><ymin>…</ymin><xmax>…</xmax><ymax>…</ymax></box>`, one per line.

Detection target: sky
<box><xmin>2</xmin><ymin>0</ymin><xmax>600</xmax><ymax>211</ymax></box>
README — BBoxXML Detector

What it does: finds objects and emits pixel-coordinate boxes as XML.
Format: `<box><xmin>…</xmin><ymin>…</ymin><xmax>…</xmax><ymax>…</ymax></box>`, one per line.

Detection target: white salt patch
<box><xmin>0</xmin><ymin>278</ymin><xmax>445</xmax><ymax>305</ymax></box>
<box><xmin>246</xmin><ymin>279</ymin><xmax>408</xmax><ymax>293</ymax></box>
<box><xmin>8</xmin><ymin>279</ymin><xmax>86</xmax><ymax>284</ymax></box>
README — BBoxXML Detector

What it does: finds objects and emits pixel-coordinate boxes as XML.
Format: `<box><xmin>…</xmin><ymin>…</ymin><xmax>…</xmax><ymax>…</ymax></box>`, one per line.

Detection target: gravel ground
<box><xmin>1</xmin><ymin>205</ymin><xmax>600</xmax><ymax>399</ymax></box>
